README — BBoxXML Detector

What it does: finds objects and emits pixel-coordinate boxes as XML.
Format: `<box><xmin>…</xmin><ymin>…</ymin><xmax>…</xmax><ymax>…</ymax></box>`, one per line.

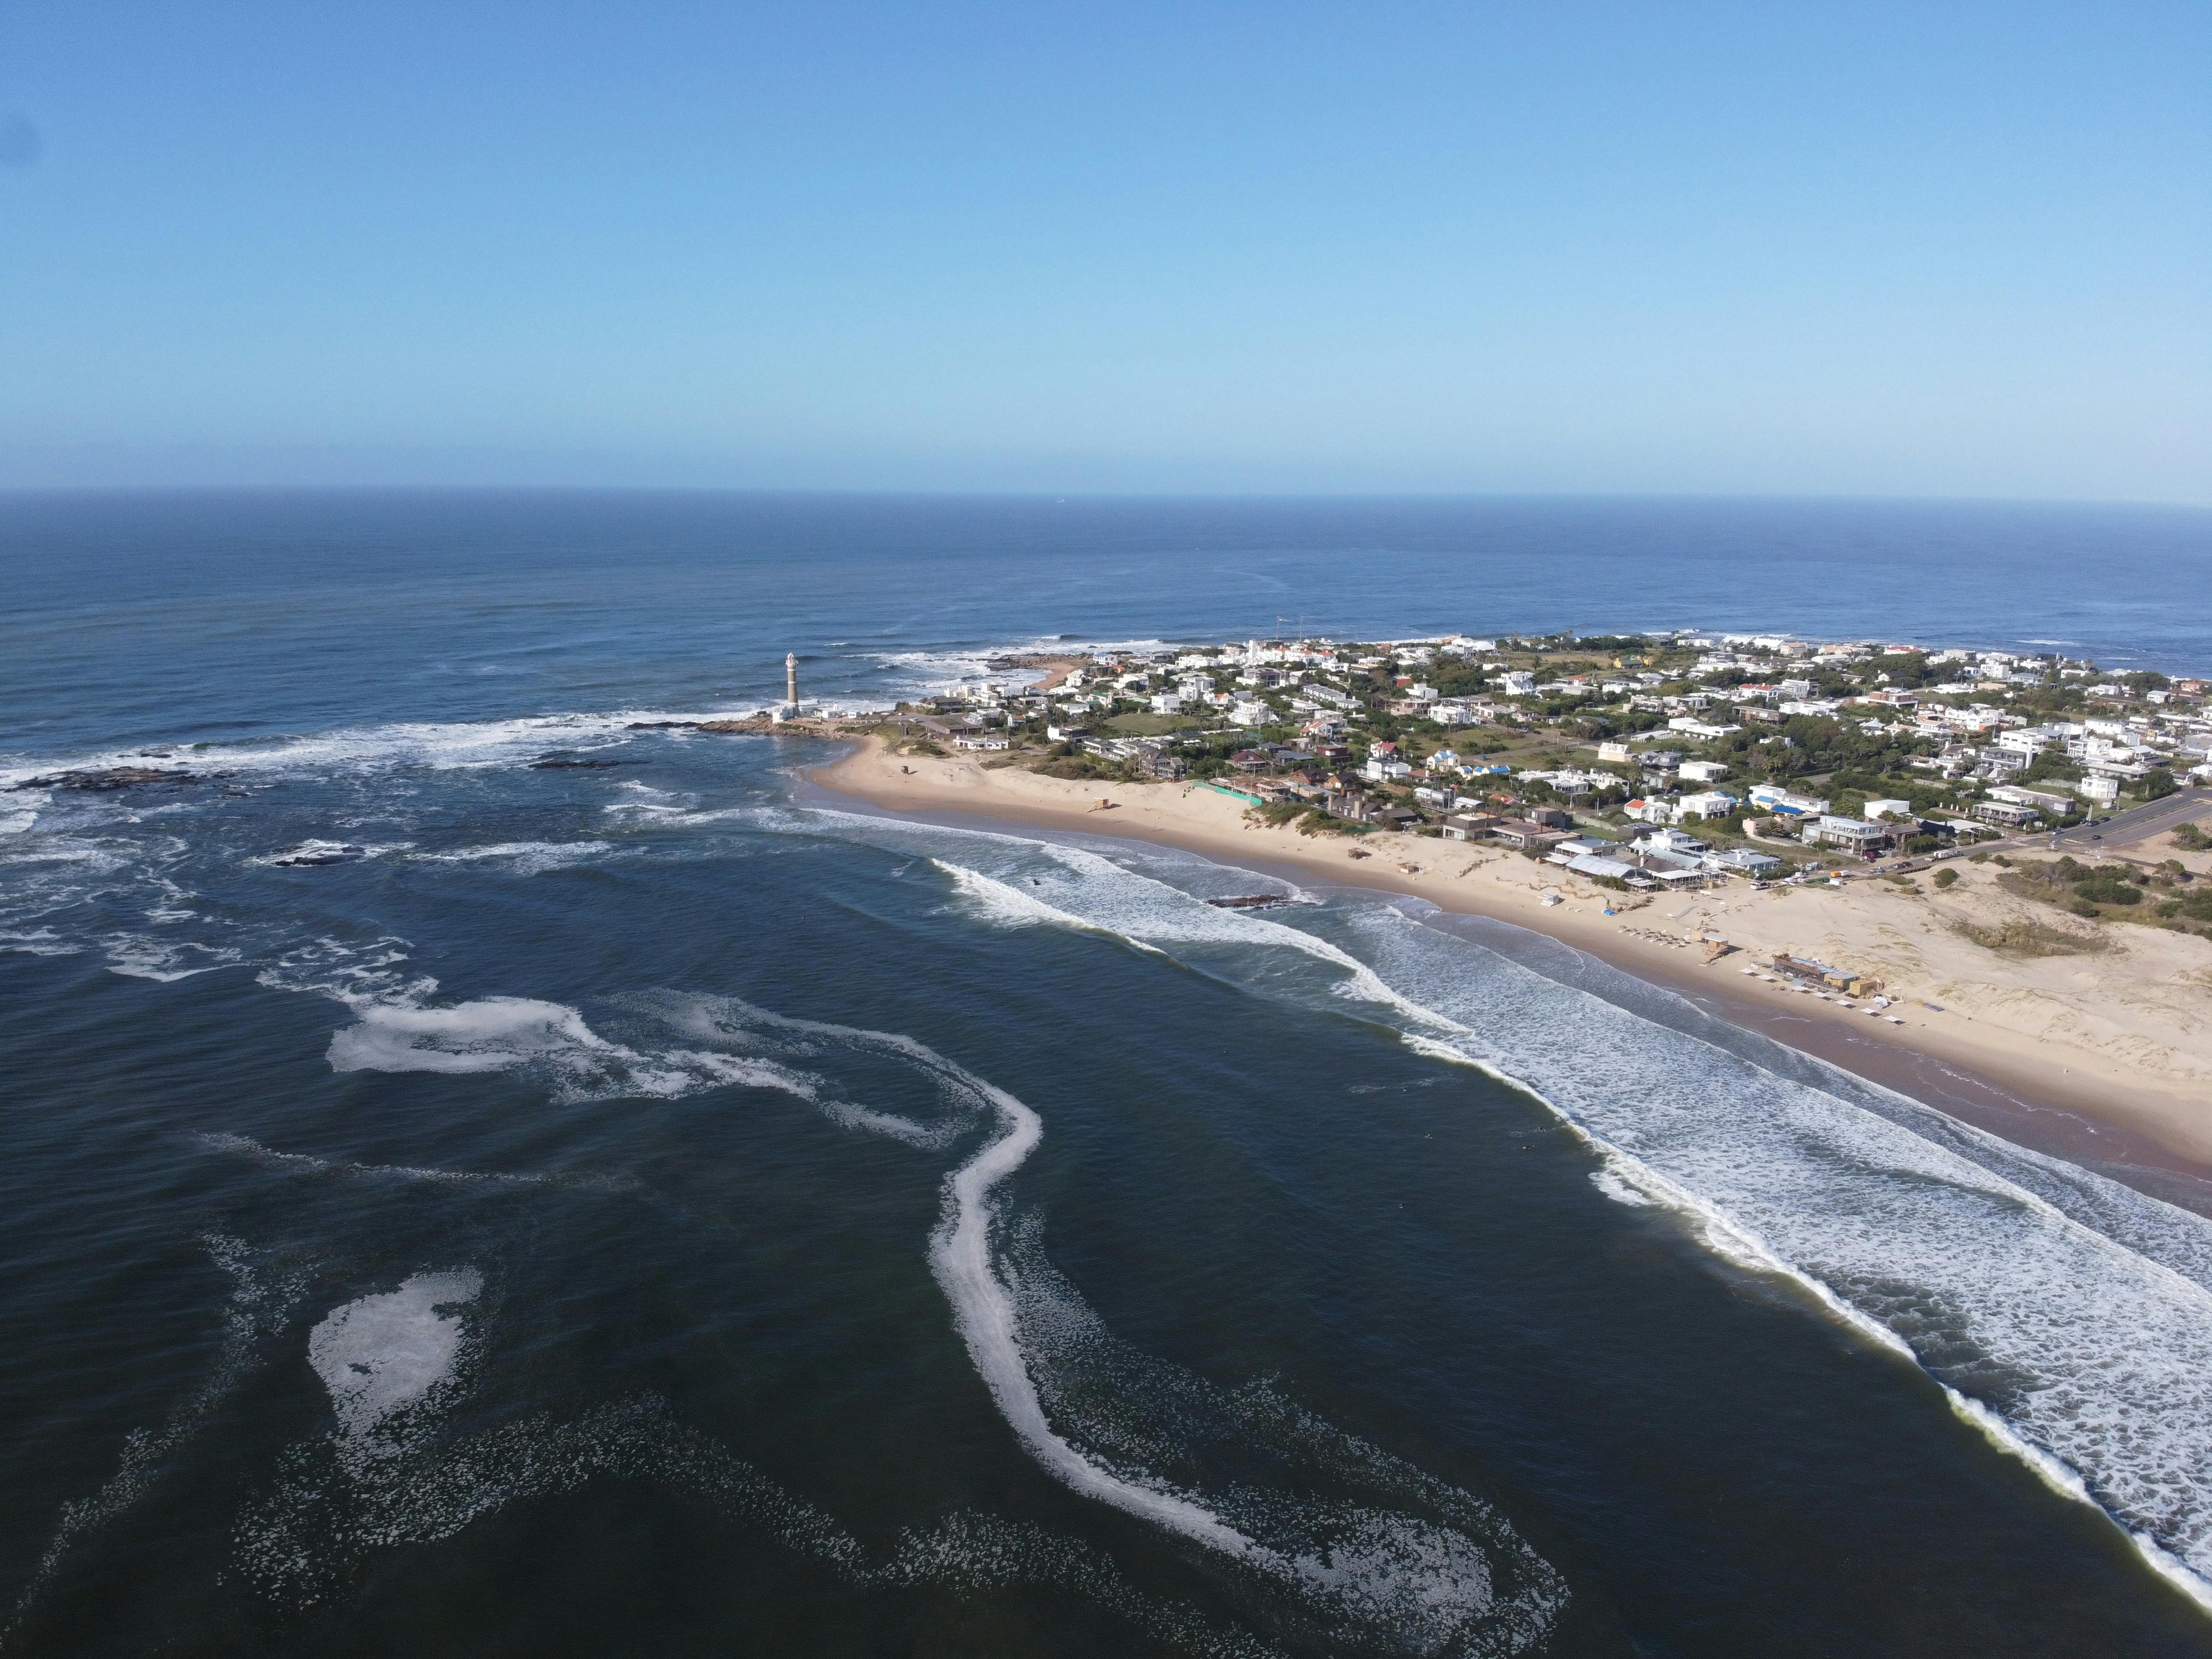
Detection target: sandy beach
<box><xmin>811</xmin><ymin>734</ymin><xmax>2212</xmax><ymax>1178</ymax></box>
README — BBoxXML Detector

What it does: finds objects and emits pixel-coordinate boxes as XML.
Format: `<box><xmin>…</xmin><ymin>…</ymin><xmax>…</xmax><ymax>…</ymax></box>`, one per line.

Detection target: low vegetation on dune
<box><xmin>1951</xmin><ymin>916</ymin><xmax>2110</xmax><ymax>957</ymax></box>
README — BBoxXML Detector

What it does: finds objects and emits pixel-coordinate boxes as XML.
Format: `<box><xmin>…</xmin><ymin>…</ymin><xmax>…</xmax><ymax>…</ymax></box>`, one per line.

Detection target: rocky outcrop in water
<box><xmin>270</xmin><ymin>842</ymin><xmax>369</xmax><ymax>866</ymax></box>
<box><xmin>13</xmin><ymin>766</ymin><xmax>199</xmax><ymax>792</ymax></box>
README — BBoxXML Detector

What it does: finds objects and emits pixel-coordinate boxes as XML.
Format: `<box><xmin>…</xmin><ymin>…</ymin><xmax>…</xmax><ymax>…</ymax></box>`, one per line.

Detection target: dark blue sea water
<box><xmin>6</xmin><ymin>491</ymin><xmax>2212</xmax><ymax>1657</ymax></box>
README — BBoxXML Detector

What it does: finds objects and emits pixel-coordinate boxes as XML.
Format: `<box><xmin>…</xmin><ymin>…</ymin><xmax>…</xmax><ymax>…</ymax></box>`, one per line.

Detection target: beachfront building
<box><xmin>1970</xmin><ymin>800</ymin><xmax>2041</xmax><ymax>829</ymax></box>
<box><xmin>1677</xmin><ymin>790</ymin><xmax>1740</xmax><ymax>820</ymax></box>
<box><xmin>1986</xmin><ymin>785</ymin><xmax>2073</xmax><ymax>817</ymax></box>
<box><xmin>1564</xmin><ymin>852</ymin><xmax>1638</xmax><ymax>883</ymax></box>
<box><xmin>1747</xmin><ymin>784</ymin><xmax>1830</xmax><ymax>818</ymax></box>
<box><xmin>1808</xmin><ymin>815</ymin><xmax>1892</xmax><ymax>857</ymax></box>
<box><xmin>1705</xmin><ymin>847</ymin><xmax>1785</xmax><ymax>878</ymax></box>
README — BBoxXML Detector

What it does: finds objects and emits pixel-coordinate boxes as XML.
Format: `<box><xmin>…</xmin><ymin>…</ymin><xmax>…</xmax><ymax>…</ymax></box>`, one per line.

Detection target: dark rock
<box><xmin>271</xmin><ymin>842</ymin><xmax>368</xmax><ymax>867</ymax></box>
<box><xmin>14</xmin><ymin>766</ymin><xmax>197</xmax><ymax>792</ymax></box>
<box><xmin>530</xmin><ymin>754</ymin><xmax>622</xmax><ymax>770</ymax></box>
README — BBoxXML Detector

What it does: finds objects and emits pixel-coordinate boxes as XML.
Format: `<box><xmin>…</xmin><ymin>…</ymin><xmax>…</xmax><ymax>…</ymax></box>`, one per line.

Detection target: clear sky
<box><xmin>2</xmin><ymin>3</ymin><xmax>2206</xmax><ymax>500</ymax></box>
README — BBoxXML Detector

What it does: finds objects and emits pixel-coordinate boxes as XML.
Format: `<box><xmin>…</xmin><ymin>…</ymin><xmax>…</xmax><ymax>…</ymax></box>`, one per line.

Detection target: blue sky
<box><xmin>2</xmin><ymin>3</ymin><xmax>2206</xmax><ymax>499</ymax></box>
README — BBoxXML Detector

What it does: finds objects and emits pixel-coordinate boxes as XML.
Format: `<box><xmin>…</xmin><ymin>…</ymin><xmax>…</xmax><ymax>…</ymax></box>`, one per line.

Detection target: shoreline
<box><xmin>805</xmin><ymin>735</ymin><xmax>2212</xmax><ymax>1196</ymax></box>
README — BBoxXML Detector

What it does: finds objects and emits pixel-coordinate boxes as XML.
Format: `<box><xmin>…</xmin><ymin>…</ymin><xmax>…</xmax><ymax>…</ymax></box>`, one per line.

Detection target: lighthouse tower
<box><xmin>785</xmin><ymin>651</ymin><xmax>799</xmax><ymax>711</ymax></box>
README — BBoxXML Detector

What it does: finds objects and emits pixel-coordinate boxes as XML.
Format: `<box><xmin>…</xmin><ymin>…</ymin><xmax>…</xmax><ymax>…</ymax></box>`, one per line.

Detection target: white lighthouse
<box><xmin>785</xmin><ymin>651</ymin><xmax>799</xmax><ymax>711</ymax></box>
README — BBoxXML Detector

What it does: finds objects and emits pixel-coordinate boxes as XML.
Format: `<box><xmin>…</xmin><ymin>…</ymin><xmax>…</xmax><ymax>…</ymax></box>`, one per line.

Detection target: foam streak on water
<box><xmin>665</xmin><ymin>994</ymin><xmax>1565</xmax><ymax>1652</ymax></box>
<box><xmin>756</xmin><ymin>805</ymin><xmax>2212</xmax><ymax>1599</ymax></box>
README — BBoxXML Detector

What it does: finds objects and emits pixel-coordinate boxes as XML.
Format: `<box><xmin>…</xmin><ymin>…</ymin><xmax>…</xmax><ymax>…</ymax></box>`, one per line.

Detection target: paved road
<box><xmin>2042</xmin><ymin>786</ymin><xmax>2210</xmax><ymax>851</ymax></box>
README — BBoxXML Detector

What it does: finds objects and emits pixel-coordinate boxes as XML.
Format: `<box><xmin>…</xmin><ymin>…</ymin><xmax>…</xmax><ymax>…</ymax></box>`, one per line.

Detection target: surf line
<box><xmin>928</xmin><ymin>1065</ymin><xmax>1260</xmax><ymax>1559</ymax></box>
<box><xmin>691</xmin><ymin>996</ymin><xmax>1256</xmax><ymax>1553</ymax></box>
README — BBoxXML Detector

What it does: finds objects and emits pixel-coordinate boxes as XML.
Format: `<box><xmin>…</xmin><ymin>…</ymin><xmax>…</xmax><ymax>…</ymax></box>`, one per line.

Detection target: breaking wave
<box><xmin>761</xmin><ymin>803</ymin><xmax>2212</xmax><ymax>1602</ymax></box>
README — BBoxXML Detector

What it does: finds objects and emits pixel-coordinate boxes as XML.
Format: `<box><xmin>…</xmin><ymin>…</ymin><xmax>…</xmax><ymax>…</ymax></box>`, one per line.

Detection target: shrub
<box><xmin>2073</xmin><ymin>875</ymin><xmax>2141</xmax><ymax>907</ymax></box>
<box><xmin>1933</xmin><ymin>867</ymin><xmax>1959</xmax><ymax>890</ymax></box>
<box><xmin>2176</xmin><ymin>821</ymin><xmax>2209</xmax><ymax>852</ymax></box>
<box><xmin>1953</xmin><ymin>917</ymin><xmax>2107</xmax><ymax>956</ymax></box>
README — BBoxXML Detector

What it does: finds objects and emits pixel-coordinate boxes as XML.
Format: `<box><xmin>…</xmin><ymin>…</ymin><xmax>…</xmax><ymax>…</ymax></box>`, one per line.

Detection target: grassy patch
<box><xmin>1030</xmin><ymin>754</ymin><xmax>1131</xmax><ymax>782</ymax></box>
<box><xmin>1952</xmin><ymin>917</ymin><xmax>2109</xmax><ymax>957</ymax></box>
<box><xmin>1298</xmin><ymin>810</ymin><xmax>1370</xmax><ymax>837</ymax></box>
<box><xmin>1102</xmin><ymin>711</ymin><xmax>1207</xmax><ymax>737</ymax></box>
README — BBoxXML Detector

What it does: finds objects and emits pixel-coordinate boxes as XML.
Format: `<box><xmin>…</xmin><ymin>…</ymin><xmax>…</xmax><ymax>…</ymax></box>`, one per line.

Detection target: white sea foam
<box><xmin>194</xmin><ymin>1129</ymin><xmax>638</xmax><ymax>1193</ymax></box>
<box><xmin>935</xmin><ymin>859</ymin><xmax>1167</xmax><ymax>953</ymax></box>
<box><xmin>257</xmin><ymin>933</ymin><xmax>434</xmax><ymax>1008</ymax></box>
<box><xmin>328</xmin><ymin>997</ymin><xmax>614</xmax><ymax>1076</ymax></box>
<box><xmin>418</xmin><ymin>840</ymin><xmax>614</xmax><ymax>874</ymax></box>
<box><xmin>102</xmin><ymin>935</ymin><xmax>242</xmax><ymax>982</ymax></box>
<box><xmin>234</xmin><ymin>1391</ymin><xmax>866</xmax><ymax>1608</ymax></box>
<box><xmin>778</xmin><ymin>803</ymin><xmax>2212</xmax><ymax>1597</ymax></box>
<box><xmin>309</xmin><ymin>1269</ymin><xmax>484</xmax><ymax>1467</ymax></box>
<box><xmin>0</xmin><ymin>928</ymin><xmax>80</xmax><ymax>957</ymax></box>
<box><xmin>1339</xmin><ymin>903</ymin><xmax>2212</xmax><ymax>1592</ymax></box>
<box><xmin>1589</xmin><ymin>1168</ymin><xmax>1653</xmax><ymax>1207</ymax></box>
<box><xmin>0</xmin><ymin>706</ymin><xmax>753</xmax><ymax>796</ymax></box>
<box><xmin>7</xmin><ymin>1236</ymin><xmax>306</xmax><ymax>1643</ymax></box>
<box><xmin>1004</xmin><ymin>1228</ymin><xmax>1566</xmax><ymax>1653</ymax></box>
<box><xmin>699</xmin><ymin>997</ymin><xmax>1562</xmax><ymax>1650</ymax></box>
<box><xmin>868</xmin><ymin>635</ymin><xmax>1173</xmax><ymax>700</ymax></box>
<box><xmin>639</xmin><ymin>994</ymin><xmax>979</xmax><ymax>1147</ymax></box>
<box><xmin>325</xmin><ymin>996</ymin><xmax>720</xmax><ymax>1102</ymax></box>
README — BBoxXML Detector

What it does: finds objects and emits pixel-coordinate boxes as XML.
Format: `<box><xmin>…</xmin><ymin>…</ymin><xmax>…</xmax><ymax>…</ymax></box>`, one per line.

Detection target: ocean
<box><xmin>4</xmin><ymin>489</ymin><xmax>2212</xmax><ymax>1657</ymax></box>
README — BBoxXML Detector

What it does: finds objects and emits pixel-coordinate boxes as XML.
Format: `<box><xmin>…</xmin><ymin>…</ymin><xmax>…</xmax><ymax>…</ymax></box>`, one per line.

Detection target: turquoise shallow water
<box><xmin>5</xmin><ymin>491</ymin><xmax>2212</xmax><ymax>1656</ymax></box>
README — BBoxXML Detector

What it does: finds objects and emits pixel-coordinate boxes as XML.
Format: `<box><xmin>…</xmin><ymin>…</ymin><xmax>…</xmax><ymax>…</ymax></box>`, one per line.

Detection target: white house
<box><xmin>1748</xmin><ymin>784</ymin><xmax>1830</xmax><ymax>818</ymax></box>
<box><xmin>1705</xmin><ymin>847</ymin><xmax>1784</xmax><ymax>877</ymax></box>
<box><xmin>1677</xmin><ymin>759</ymin><xmax>1730</xmax><ymax>782</ymax></box>
<box><xmin>1861</xmin><ymin>798</ymin><xmax>1913</xmax><ymax>822</ymax></box>
<box><xmin>1632</xmin><ymin>826</ymin><xmax>1710</xmax><ymax>857</ymax></box>
<box><xmin>1677</xmin><ymin>790</ymin><xmax>1741</xmax><ymax>820</ymax></box>
<box><xmin>1623</xmin><ymin>797</ymin><xmax>1675</xmax><ymax>825</ymax></box>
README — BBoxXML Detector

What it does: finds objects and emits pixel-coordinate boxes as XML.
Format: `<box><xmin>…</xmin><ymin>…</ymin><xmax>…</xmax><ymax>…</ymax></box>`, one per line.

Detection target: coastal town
<box><xmin>800</xmin><ymin>628</ymin><xmax>2212</xmax><ymax>1164</ymax></box>
<box><xmin>854</xmin><ymin>629</ymin><xmax>2211</xmax><ymax>925</ymax></box>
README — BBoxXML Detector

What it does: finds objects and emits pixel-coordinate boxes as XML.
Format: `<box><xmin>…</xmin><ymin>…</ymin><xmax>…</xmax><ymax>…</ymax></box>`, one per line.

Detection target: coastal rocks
<box><xmin>271</xmin><ymin>841</ymin><xmax>369</xmax><ymax>867</ymax></box>
<box><xmin>529</xmin><ymin>753</ymin><xmax>622</xmax><ymax>769</ymax></box>
<box><xmin>12</xmin><ymin>766</ymin><xmax>199</xmax><ymax>792</ymax></box>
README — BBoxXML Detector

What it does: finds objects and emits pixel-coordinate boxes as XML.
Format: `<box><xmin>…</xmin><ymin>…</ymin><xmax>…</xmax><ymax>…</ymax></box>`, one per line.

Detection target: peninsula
<box><xmin>800</xmin><ymin>629</ymin><xmax>2212</xmax><ymax>1170</ymax></box>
